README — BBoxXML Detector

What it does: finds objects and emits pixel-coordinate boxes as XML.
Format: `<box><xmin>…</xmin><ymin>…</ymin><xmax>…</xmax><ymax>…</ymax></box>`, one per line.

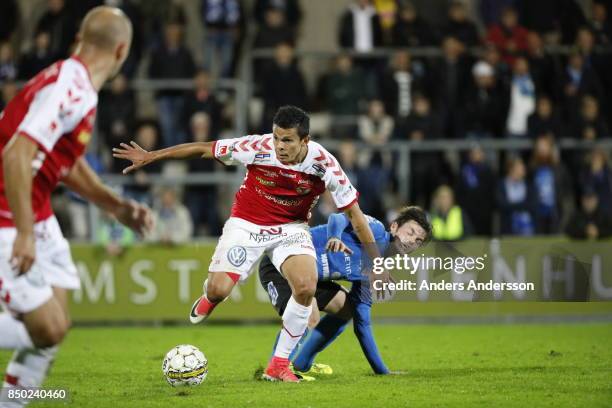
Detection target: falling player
<box><xmin>113</xmin><ymin>105</ymin><xmax>384</xmax><ymax>382</ymax></box>
<box><xmin>259</xmin><ymin>207</ymin><xmax>432</xmax><ymax>377</ymax></box>
<box><xmin>0</xmin><ymin>7</ymin><xmax>152</xmax><ymax>406</ymax></box>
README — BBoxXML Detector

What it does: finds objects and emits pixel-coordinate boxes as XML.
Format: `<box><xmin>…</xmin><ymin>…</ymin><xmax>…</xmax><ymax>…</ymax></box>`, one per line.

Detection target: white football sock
<box><xmin>1</xmin><ymin>346</ymin><xmax>59</xmax><ymax>407</ymax></box>
<box><xmin>273</xmin><ymin>296</ymin><xmax>312</xmax><ymax>359</ymax></box>
<box><xmin>0</xmin><ymin>313</ymin><xmax>33</xmax><ymax>350</ymax></box>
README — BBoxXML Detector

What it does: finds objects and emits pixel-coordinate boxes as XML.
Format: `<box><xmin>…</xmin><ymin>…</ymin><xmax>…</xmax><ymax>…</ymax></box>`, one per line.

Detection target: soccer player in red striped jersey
<box><xmin>0</xmin><ymin>7</ymin><xmax>151</xmax><ymax>404</ymax></box>
<box><xmin>113</xmin><ymin>105</ymin><xmax>383</xmax><ymax>382</ymax></box>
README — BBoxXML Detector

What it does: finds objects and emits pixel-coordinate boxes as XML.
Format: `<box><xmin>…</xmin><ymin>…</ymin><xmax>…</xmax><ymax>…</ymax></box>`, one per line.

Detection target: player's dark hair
<box><xmin>393</xmin><ymin>206</ymin><xmax>432</xmax><ymax>243</ymax></box>
<box><xmin>273</xmin><ymin>105</ymin><xmax>310</xmax><ymax>139</ymax></box>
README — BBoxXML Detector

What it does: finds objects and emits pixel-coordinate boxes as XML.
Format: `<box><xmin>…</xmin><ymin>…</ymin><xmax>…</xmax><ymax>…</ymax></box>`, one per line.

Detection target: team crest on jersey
<box><xmin>77</xmin><ymin>131</ymin><xmax>91</xmax><ymax>145</ymax></box>
<box><xmin>227</xmin><ymin>246</ymin><xmax>247</xmax><ymax>267</ymax></box>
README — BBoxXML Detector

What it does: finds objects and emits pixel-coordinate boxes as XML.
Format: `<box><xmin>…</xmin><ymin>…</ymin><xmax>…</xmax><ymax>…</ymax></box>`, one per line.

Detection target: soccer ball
<box><xmin>162</xmin><ymin>344</ymin><xmax>208</xmax><ymax>386</ymax></box>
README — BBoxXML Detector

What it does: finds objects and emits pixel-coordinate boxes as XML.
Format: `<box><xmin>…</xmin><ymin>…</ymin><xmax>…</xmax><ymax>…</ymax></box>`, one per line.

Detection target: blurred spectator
<box><xmin>185</xmin><ymin>112</ymin><xmax>221</xmax><ymax>236</ymax></box>
<box><xmin>527</xmin><ymin>96</ymin><xmax>562</xmax><ymax>139</ymax></box>
<box><xmin>433</xmin><ymin>36</ymin><xmax>473</xmax><ymax>138</ymax></box>
<box><xmin>456</xmin><ymin>145</ymin><xmax>496</xmax><ymax>235</ymax></box>
<box><xmin>529</xmin><ymin>135</ymin><xmax>572</xmax><ymax>234</ymax></box>
<box><xmin>485</xmin><ymin>6</ymin><xmax>528</xmax><ymax>65</ymax></box>
<box><xmin>260</xmin><ymin>43</ymin><xmax>307</xmax><ymax>131</ymax></box>
<box><xmin>35</xmin><ymin>0</ymin><xmax>78</xmax><ymax>58</ymax></box>
<box><xmin>516</xmin><ymin>0</ymin><xmax>586</xmax><ymax>45</ymax></box>
<box><xmin>18</xmin><ymin>31</ymin><xmax>57</xmax><ymax>80</ymax></box>
<box><xmin>124</xmin><ymin>121</ymin><xmax>163</xmax><ymax>205</ymax></box>
<box><xmin>255</xmin><ymin>0</ymin><xmax>302</xmax><ymax>28</ymax></box>
<box><xmin>201</xmin><ymin>0</ymin><xmax>243</xmax><ymax>78</ymax></box>
<box><xmin>379</xmin><ymin>50</ymin><xmax>426</xmax><ymax>134</ymax></box>
<box><xmin>0</xmin><ymin>0</ymin><xmax>19</xmax><ymax>42</ymax></box>
<box><xmin>338</xmin><ymin>0</ymin><xmax>383</xmax><ymax>52</ymax></box>
<box><xmin>481</xmin><ymin>43</ymin><xmax>511</xmax><ymax>84</ymax></box>
<box><xmin>343</xmin><ymin>140</ymin><xmax>389</xmax><ymax>221</ymax></box>
<box><xmin>565</xmin><ymin>189</ymin><xmax>612</xmax><ymax>239</ymax></box>
<box><xmin>479</xmin><ymin>0</ymin><xmax>516</xmax><ymax>27</ymax></box>
<box><xmin>505</xmin><ymin>57</ymin><xmax>536</xmax><ymax>138</ymax></box>
<box><xmin>399</xmin><ymin>93</ymin><xmax>447</xmax><ymax>206</ymax></box>
<box><xmin>589</xmin><ymin>1</ymin><xmax>611</xmax><ymax>45</ymax></box>
<box><xmin>440</xmin><ymin>1</ymin><xmax>481</xmax><ymax>47</ymax></box>
<box><xmin>96</xmin><ymin>210</ymin><xmax>136</xmax><ymax>256</ymax></box>
<box><xmin>98</xmin><ymin>73</ymin><xmax>136</xmax><ymax>169</ymax></box>
<box><xmin>524</xmin><ymin>31</ymin><xmax>558</xmax><ymax>99</ymax></box>
<box><xmin>372</xmin><ymin>0</ymin><xmax>398</xmax><ymax>44</ymax></box>
<box><xmin>182</xmin><ymin>70</ymin><xmax>223</xmax><ymax>137</ymax></box>
<box><xmin>0</xmin><ymin>42</ymin><xmax>18</xmax><ymax>82</ymax></box>
<box><xmin>253</xmin><ymin>5</ymin><xmax>296</xmax><ymax>49</ymax></box>
<box><xmin>429</xmin><ymin>185</ymin><xmax>472</xmax><ymax>241</ymax></box>
<box><xmin>464</xmin><ymin>61</ymin><xmax>506</xmax><ymax>138</ymax></box>
<box><xmin>557</xmin><ymin>52</ymin><xmax>603</xmax><ymax>122</ymax></box>
<box><xmin>0</xmin><ymin>81</ymin><xmax>18</xmax><ymax>112</ymax></box>
<box><xmin>497</xmin><ymin>156</ymin><xmax>536</xmax><ymax>235</ymax></box>
<box><xmin>149</xmin><ymin>20</ymin><xmax>196</xmax><ymax>147</ymax></box>
<box><xmin>322</xmin><ymin>54</ymin><xmax>368</xmax><ymax>138</ymax></box>
<box><xmin>392</xmin><ymin>1</ymin><xmax>437</xmax><ymax>46</ymax></box>
<box><xmin>149</xmin><ymin>187</ymin><xmax>193</xmax><ymax>245</ymax></box>
<box><xmin>359</xmin><ymin>99</ymin><xmax>394</xmax><ymax>147</ymax></box>
<box><xmin>579</xmin><ymin>148</ymin><xmax>612</xmax><ymax>214</ymax></box>
<box><xmin>569</xmin><ymin>95</ymin><xmax>609</xmax><ymax>140</ymax></box>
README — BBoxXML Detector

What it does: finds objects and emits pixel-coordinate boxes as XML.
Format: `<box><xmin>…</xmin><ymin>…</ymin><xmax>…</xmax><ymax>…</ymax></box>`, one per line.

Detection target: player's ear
<box><xmin>390</xmin><ymin>221</ymin><xmax>398</xmax><ymax>235</ymax></box>
<box><xmin>302</xmin><ymin>135</ymin><xmax>310</xmax><ymax>144</ymax></box>
<box><xmin>116</xmin><ymin>42</ymin><xmax>128</xmax><ymax>63</ymax></box>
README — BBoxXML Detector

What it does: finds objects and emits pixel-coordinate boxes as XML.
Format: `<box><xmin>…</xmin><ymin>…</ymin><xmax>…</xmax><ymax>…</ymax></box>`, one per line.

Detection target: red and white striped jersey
<box><xmin>213</xmin><ymin>134</ymin><xmax>359</xmax><ymax>225</ymax></box>
<box><xmin>0</xmin><ymin>57</ymin><xmax>98</xmax><ymax>227</ymax></box>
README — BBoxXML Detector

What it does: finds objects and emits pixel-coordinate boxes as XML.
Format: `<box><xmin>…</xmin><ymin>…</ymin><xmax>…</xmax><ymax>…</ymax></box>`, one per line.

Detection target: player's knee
<box><xmin>291</xmin><ymin>279</ymin><xmax>316</xmax><ymax>303</ymax></box>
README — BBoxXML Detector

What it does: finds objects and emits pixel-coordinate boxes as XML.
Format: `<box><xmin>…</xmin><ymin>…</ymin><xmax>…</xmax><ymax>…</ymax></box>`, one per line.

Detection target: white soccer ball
<box><xmin>162</xmin><ymin>344</ymin><xmax>208</xmax><ymax>387</ymax></box>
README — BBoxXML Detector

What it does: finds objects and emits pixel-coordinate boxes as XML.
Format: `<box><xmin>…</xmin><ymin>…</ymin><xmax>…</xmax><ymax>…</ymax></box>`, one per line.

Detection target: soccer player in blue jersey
<box><xmin>258</xmin><ymin>206</ymin><xmax>432</xmax><ymax>377</ymax></box>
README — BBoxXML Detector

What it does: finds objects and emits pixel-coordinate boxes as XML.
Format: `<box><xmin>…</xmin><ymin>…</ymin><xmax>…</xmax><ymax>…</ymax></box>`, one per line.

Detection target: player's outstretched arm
<box><xmin>2</xmin><ymin>136</ymin><xmax>38</xmax><ymax>274</ymax></box>
<box><xmin>112</xmin><ymin>141</ymin><xmax>215</xmax><ymax>174</ymax></box>
<box><xmin>343</xmin><ymin>203</ymin><xmax>380</xmax><ymax>260</ymax></box>
<box><xmin>63</xmin><ymin>157</ymin><xmax>153</xmax><ymax>235</ymax></box>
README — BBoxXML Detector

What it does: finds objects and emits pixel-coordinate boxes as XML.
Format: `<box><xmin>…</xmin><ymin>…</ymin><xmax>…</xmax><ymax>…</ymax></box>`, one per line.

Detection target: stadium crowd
<box><xmin>1</xmin><ymin>0</ymin><xmax>611</xmax><ymax>241</ymax></box>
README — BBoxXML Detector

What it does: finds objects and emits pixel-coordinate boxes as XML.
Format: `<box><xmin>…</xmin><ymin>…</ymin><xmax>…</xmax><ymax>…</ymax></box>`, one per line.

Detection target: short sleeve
<box><xmin>213</xmin><ymin>134</ymin><xmax>271</xmax><ymax>166</ymax></box>
<box><xmin>17</xmin><ymin>63</ymin><xmax>92</xmax><ymax>152</ymax></box>
<box><xmin>319</xmin><ymin>150</ymin><xmax>359</xmax><ymax>210</ymax></box>
<box><xmin>17</xmin><ymin>84</ymin><xmax>66</xmax><ymax>152</ymax></box>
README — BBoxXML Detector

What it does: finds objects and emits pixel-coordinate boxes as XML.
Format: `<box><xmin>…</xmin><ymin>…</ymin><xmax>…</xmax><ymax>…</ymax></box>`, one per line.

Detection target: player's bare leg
<box><xmin>189</xmin><ymin>271</ymin><xmax>240</xmax><ymax>324</ymax></box>
<box><xmin>0</xmin><ymin>288</ymin><xmax>71</xmax><ymax>407</ymax></box>
<box><xmin>264</xmin><ymin>255</ymin><xmax>316</xmax><ymax>382</ymax></box>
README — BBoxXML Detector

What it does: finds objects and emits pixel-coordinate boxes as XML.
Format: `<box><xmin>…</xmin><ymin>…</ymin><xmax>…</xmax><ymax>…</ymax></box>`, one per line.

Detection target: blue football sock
<box><xmin>292</xmin><ymin>315</ymin><xmax>349</xmax><ymax>371</ymax></box>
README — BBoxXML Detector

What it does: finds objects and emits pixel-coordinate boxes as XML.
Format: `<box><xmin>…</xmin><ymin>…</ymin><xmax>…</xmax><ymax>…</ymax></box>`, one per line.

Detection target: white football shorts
<box><xmin>0</xmin><ymin>216</ymin><xmax>79</xmax><ymax>314</ymax></box>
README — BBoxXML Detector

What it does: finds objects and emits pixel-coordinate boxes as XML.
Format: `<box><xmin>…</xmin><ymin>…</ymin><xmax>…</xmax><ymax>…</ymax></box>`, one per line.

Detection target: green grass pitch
<box><xmin>1</xmin><ymin>323</ymin><xmax>611</xmax><ymax>407</ymax></box>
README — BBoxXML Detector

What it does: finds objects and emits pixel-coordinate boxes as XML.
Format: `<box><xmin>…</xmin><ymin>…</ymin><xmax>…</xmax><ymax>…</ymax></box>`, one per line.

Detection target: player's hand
<box><xmin>113</xmin><ymin>199</ymin><xmax>154</xmax><ymax>236</ymax></box>
<box><xmin>112</xmin><ymin>142</ymin><xmax>154</xmax><ymax>174</ymax></box>
<box><xmin>368</xmin><ymin>268</ymin><xmax>395</xmax><ymax>302</ymax></box>
<box><xmin>10</xmin><ymin>232</ymin><xmax>36</xmax><ymax>275</ymax></box>
<box><xmin>326</xmin><ymin>237</ymin><xmax>353</xmax><ymax>254</ymax></box>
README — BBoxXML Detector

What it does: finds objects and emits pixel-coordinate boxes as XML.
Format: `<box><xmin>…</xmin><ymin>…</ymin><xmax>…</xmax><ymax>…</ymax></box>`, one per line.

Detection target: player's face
<box><xmin>273</xmin><ymin>125</ymin><xmax>308</xmax><ymax>164</ymax></box>
<box><xmin>390</xmin><ymin>220</ymin><xmax>427</xmax><ymax>253</ymax></box>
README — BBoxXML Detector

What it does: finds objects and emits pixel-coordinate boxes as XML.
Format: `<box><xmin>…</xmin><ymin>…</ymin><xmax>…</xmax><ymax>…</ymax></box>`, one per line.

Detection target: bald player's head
<box><xmin>80</xmin><ymin>6</ymin><xmax>132</xmax><ymax>50</ymax></box>
<box><xmin>77</xmin><ymin>6</ymin><xmax>132</xmax><ymax>77</ymax></box>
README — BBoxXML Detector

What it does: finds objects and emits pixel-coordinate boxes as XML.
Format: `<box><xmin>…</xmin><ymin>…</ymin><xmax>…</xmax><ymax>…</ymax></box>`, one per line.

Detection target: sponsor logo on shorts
<box><xmin>227</xmin><ymin>246</ymin><xmax>247</xmax><ymax>267</ymax></box>
<box><xmin>249</xmin><ymin>228</ymin><xmax>287</xmax><ymax>243</ymax></box>
<box><xmin>255</xmin><ymin>176</ymin><xmax>276</xmax><ymax>187</ymax></box>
